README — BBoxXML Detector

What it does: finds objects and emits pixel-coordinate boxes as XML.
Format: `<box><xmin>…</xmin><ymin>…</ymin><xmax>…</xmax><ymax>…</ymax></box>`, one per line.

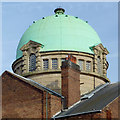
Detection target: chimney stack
<box><xmin>61</xmin><ymin>55</ymin><xmax>80</xmax><ymax>109</ymax></box>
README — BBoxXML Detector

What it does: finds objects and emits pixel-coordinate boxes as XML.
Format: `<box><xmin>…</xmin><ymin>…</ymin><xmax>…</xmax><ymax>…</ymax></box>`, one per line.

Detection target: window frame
<box><xmin>86</xmin><ymin>61</ymin><xmax>91</xmax><ymax>72</ymax></box>
<box><xmin>29</xmin><ymin>53</ymin><xmax>36</xmax><ymax>72</ymax></box>
<box><xmin>78</xmin><ymin>59</ymin><xmax>84</xmax><ymax>71</ymax></box>
<box><xmin>97</xmin><ymin>56</ymin><xmax>102</xmax><ymax>75</ymax></box>
<box><xmin>52</xmin><ymin>58</ymin><xmax>58</xmax><ymax>69</ymax></box>
<box><xmin>43</xmin><ymin>59</ymin><xmax>49</xmax><ymax>70</ymax></box>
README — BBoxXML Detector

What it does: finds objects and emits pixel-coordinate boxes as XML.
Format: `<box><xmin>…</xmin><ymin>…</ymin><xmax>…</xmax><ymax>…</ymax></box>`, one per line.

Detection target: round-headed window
<box><xmin>29</xmin><ymin>54</ymin><xmax>36</xmax><ymax>71</ymax></box>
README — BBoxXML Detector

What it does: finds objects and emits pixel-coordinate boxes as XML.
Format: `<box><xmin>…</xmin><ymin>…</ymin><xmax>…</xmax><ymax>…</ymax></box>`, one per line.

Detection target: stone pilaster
<box><xmin>36</xmin><ymin>47</ymin><xmax>41</xmax><ymax>71</ymax></box>
<box><xmin>103</xmin><ymin>53</ymin><xmax>107</xmax><ymax>76</ymax></box>
<box><xmin>93</xmin><ymin>49</ymin><xmax>98</xmax><ymax>73</ymax></box>
<box><xmin>91</xmin><ymin>60</ymin><xmax>93</xmax><ymax>72</ymax></box>
<box><xmin>100</xmin><ymin>53</ymin><xmax>103</xmax><ymax>75</ymax></box>
<box><xmin>49</xmin><ymin>58</ymin><xmax>52</xmax><ymax>70</ymax></box>
<box><xmin>22</xmin><ymin>51</ymin><xmax>28</xmax><ymax>74</ymax></box>
<box><xmin>82</xmin><ymin>60</ymin><xmax>85</xmax><ymax>71</ymax></box>
<box><xmin>58</xmin><ymin>58</ymin><xmax>61</xmax><ymax>69</ymax></box>
<box><xmin>84</xmin><ymin>60</ymin><xmax>86</xmax><ymax>71</ymax></box>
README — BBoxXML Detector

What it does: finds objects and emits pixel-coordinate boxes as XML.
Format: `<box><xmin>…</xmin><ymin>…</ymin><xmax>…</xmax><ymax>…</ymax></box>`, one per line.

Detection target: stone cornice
<box><xmin>22</xmin><ymin>69</ymin><xmax>110</xmax><ymax>83</ymax></box>
<box><xmin>40</xmin><ymin>50</ymin><xmax>94</xmax><ymax>58</ymax></box>
<box><xmin>91</xmin><ymin>43</ymin><xmax>109</xmax><ymax>55</ymax></box>
<box><xmin>20</xmin><ymin>40</ymin><xmax>43</xmax><ymax>51</ymax></box>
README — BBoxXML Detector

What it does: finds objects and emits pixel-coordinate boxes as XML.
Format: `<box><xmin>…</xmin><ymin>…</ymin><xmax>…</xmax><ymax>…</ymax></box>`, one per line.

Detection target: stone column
<box><xmin>36</xmin><ymin>47</ymin><xmax>41</xmax><ymax>71</ymax></box>
<box><xmin>22</xmin><ymin>50</ymin><xmax>28</xmax><ymax>74</ymax></box>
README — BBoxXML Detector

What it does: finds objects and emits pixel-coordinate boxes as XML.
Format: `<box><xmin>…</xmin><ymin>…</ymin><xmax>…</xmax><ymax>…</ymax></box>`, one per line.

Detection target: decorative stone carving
<box><xmin>103</xmin><ymin>53</ymin><xmax>107</xmax><ymax>76</ymax></box>
<box><xmin>20</xmin><ymin>40</ymin><xmax>43</xmax><ymax>74</ymax></box>
<box><xmin>92</xmin><ymin>43</ymin><xmax>109</xmax><ymax>77</ymax></box>
<box><xmin>93</xmin><ymin>49</ymin><xmax>98</xmax><ymax>73</ymax></box>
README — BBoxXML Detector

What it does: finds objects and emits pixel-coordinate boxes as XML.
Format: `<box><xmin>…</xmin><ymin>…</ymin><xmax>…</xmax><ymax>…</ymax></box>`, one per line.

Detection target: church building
<box><xmin>12</xmin><ymin>8</ymin><xmax>109</xmax><ymax>95</ymax></box>
<box><xmin>1</xmin><ymin>8</ymin><xmax>119</xmax><ymax>119</ymax></box>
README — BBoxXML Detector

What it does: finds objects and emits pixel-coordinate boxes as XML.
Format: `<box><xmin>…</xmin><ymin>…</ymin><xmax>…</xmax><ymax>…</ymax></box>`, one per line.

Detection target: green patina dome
<box><xmin>16</xmin><ymin>8</ymin><xmax>101</xmax><ymax>59</ymax></box>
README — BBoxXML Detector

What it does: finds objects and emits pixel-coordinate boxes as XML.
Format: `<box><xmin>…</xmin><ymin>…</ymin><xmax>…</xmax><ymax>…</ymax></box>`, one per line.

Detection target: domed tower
<box><xmin>12</xmin><ymin>8</ymin><xmax>109</xmax><ymax>95</ymax></box>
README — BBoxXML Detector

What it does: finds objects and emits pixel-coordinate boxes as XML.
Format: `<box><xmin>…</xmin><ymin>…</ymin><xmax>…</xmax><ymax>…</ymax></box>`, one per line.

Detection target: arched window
<box><xmin>97</xmin><ymin>56</ymin><xmax>102</xmax><ymax>75</ymax></box>
<box><xmin>29</xmin><ymin>54</ymin><xmax>36</xmax><ymax>71</ymax></box>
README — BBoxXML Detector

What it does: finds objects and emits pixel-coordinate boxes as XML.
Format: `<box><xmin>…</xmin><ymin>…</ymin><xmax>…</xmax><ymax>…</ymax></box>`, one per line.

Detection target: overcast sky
<box><xmin>2</xmin><ymin>2</ymin><xmax>118</xmax><ymax>83</ymax></box>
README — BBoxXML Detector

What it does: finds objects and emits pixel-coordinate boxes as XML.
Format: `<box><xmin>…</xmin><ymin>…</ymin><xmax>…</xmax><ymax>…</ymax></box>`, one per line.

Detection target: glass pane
<box><xmin>86</xmin><ymin>61</ymin><xmax>91</xmax><ymax>71</ymax></box>
<box><xmin>29</xmin><ymin>54</ymin><xmax>36</xmax><ymax>71</ymax></box>
<box><xmin>52</xmin><ymin>58</ymin><xmax>58</xmax><ymax>69</ymax></box>
<box><xmin>78</xmin><ymin>60</ymin><xmax>84</xmax><ymax>70</ymax></box>
<box><xmin>43</xmin><ymin>59</ymin><xmax>49</xmax><ymax>70</ymax></box>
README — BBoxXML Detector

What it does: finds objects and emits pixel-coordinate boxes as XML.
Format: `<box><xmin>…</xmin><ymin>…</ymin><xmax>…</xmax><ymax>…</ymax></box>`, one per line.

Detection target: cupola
<box><xmin>54</xmin><ymin>8</ymin><xmax>65</xmax><ymax>14</ymax></box>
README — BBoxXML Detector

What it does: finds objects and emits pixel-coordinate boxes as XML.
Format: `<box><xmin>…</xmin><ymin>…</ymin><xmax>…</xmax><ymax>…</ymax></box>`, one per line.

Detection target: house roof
<box><xmin>54</xmin><ymin>82</ymin><xmax>120</xmax><ymax>119</ymax></box>
<box><xmin>2</xmin><ymin>71</ymin><xmax>64</xmax><ymax>99</ymax></box>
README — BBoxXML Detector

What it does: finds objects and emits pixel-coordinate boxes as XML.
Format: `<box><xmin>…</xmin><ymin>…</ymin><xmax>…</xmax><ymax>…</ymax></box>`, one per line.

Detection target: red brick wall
<box><xmin>49</xmin><ymin>95</ymin><xmax>62</xmax><ymax>117</ymax></box>
<box><xmin>68</xmin><ymin>68</ymin><xmax>80</xmax><ymax>107</ymax></box>
<box><xmin>2</xmin><ymin>71</ymin><xmax>62</xmax><ymax>119</ymax></box>
<box><xmin>61</xmin><ymin>61</ymin><xmax>80</xmax><ymax>109</ymax></box>
<box><xmin>102</xmin><ymin>96</ymin><xmax>120</xmax><ymax>119</ymax></box>
<box><xmin>2</xmin><ymin>72</ymin><xmax>44</xmax><ymax>118</ymax></box>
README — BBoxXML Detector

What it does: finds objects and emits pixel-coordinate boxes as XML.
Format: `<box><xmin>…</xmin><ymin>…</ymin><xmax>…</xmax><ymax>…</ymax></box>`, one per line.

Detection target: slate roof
<box><xmin>2</xmin><ymin>71</ymin><xmax>64</xmax><ymax>99</ymax></box>
<box><xmin>54</xmin><ymin>82</ymin><xmax>120</xmax><ymax>119</ymax></box>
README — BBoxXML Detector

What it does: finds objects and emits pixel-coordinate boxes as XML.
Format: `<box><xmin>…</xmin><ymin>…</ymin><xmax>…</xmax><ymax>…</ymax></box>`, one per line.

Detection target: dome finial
<box><xmin>54</xmin><ymin>8</ymin><xmax>65</xmax><ymax>14</ymax></box>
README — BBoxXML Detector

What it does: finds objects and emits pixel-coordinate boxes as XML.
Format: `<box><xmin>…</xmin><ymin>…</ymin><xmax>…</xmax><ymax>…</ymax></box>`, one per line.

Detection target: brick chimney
<box><xmin>61</xmin><ymin>56</ymin><xmax>80</xmax><ymax>109</ymax></box>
